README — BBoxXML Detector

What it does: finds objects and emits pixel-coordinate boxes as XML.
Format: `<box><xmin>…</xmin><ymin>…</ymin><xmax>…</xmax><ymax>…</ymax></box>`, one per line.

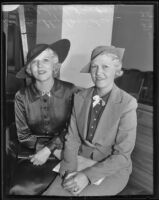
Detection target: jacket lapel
<box><xmin>77</xmin><ymin>88</ymin><xmax>94</xmax><ymax>139</ymax></box>
<box><xmin>92</xmin><ymin>84</ymin><xmax>122</xmax><ymax>144</ymax></box>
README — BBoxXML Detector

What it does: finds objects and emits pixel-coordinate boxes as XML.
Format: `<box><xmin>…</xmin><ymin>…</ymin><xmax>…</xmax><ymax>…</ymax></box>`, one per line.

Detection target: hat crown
<box><xmin>27</xmin><ymin>44</ymin><xmax>48</xmax><ymax>62</ymax></box>
<box><xmin>91</xmin><ymin>45</ymin><xmax>125</xmax><ymax>61</ymax></box>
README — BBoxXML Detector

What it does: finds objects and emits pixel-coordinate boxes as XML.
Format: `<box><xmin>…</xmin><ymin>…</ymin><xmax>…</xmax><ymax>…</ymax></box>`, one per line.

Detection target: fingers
<box><xmin>63</xmin><ymin>175</ymin><xmax>80</xmax><ymax>193</ymax></box>
<box><xmin>72</xmin><ymin>189</ymin><xmax>80</xmax><ymax>195</ymax></box>
<box><xmin>70</xmin><ymin>185</ymin><xmax>81</xmax><ymax>196</ymax></box>
<box><xmin>64</xmin><ymin>172</ymin><xmax>89</xmax><ymax>195</ymax></box>
<box><xmin>63</xmin><ymin>177</ymin><xmax>77</xmax><ymax>190</ymax></box>
<box><xmin>29</xmin><ymin>155</ymin><xmax>44</xmax><ymax>166</ymax></box>
<box><xmin>32</xmin><ymin>160</ymin><xmax>41</xmax><ymax>166</ymax></box>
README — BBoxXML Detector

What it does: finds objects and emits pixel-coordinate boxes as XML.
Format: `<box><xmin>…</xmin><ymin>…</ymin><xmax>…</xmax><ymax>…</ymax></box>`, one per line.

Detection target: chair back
<box><xmin>115</xmin><ymin>68</ymin><xmax>144</xmax><ymax>100</ymax></box>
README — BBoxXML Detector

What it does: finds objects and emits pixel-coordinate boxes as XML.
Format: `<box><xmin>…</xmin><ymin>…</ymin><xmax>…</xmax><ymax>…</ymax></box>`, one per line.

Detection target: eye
<box><xmin>43</xmin><ymin>58</ymin><xmax>49</xmax><ymax>62</ymax></box>
<box><xmin>91</xmin><ymin>65</ymin><xmax>98</xmax><ymax>70</ymax></box>
<box><xmin>103</xmin><ymin>65</ymin><xmax>109</xmax><ymax>69</ymax></box>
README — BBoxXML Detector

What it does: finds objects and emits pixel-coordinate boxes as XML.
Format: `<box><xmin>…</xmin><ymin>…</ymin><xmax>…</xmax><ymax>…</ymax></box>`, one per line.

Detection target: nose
<box><xmin>37</xmin><ymin>60</ymin><xmax>42</xmax><ymax>68</ymax></box>
<box><xmin>96</xmin><ymin>66</ymin><xmax>103</xmax><ymax>75</ymax></box>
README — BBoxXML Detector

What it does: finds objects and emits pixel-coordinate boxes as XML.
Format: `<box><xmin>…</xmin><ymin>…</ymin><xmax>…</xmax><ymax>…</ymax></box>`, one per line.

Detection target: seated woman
<box><xmin>9</xmin><ymin>39</ymin><xmax>77</xmax><ymax>195</ymax></box>
<box><xmin>43</xmin><ymin>45</ymin><xmax>138</xmax><ymax>196</ymax></box>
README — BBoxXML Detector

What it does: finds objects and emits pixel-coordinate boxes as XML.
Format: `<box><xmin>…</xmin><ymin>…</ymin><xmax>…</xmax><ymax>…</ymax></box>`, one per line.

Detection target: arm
<box><xmin>45</xmin><ymin>85</ymin><xmax>78</xmax><ymax>153</ymax></box>
<box><xmin>59</xmin><ymin>104</ymin><xmax>81</xmax><ymax>177</ymax></box>
<box><xmin>82</xmin><ymin>98</ymin><xmax>138</xmax><ymax>184</ymax></box>
<box><xmin>15</xmin><ymin>91</ymin><xmax>37</xmax><ymax>149</ymax></box>
<box><xmin>45</xmin><ymin>129</ymin><xmax>67</xmax><ymax>153</ymax></box>
<box><xmin>15</xmin><ymin>91</ymin><xmax>52</xmax><ymax>165</ymax></box>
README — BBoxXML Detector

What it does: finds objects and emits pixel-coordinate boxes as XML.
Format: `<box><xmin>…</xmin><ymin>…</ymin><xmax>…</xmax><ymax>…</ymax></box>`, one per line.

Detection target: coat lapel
<box><xmin>92</xmin><ymin>84</ymin><xmax>122</xmax><ymax>144</ymax></box>
<box><xmin>77</xmin><ymin>88</ymin><xmax>94</xmax><ymax>139</ymax></box>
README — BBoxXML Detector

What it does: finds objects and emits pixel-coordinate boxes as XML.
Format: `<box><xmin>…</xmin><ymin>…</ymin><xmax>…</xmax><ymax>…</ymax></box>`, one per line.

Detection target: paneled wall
<box><xmin>131</xmin><ymin>104</ymin><xmax>153</xmax><ymax>193</ymax></box>
<box><xmin>112</xmin><ymin>5</ymin><xmax>153</xmax><ymax>71</ymax></box>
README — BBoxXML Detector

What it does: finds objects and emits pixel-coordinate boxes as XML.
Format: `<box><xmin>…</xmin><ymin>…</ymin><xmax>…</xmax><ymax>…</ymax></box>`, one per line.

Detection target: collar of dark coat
<box><xmin>79</xmin><ymin>84</ymin><xmax>122</xmax><ymax>104</ymax></box>
<box><xmin>27</xmin><ymin>78</ymin><xmax>64</xmax><ymax>102</ymax></box>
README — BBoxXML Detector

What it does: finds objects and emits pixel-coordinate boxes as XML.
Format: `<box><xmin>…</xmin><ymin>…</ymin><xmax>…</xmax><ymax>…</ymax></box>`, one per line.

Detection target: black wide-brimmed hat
<box><xmin>16</xmin><ymin>39</ymin><xmax>70</xmax><ymax>79</ymax></box>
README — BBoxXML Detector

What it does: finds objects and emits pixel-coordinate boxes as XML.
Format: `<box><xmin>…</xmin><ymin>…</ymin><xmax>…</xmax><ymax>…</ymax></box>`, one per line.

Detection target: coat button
<box><xmin>43</xmin><ymin>98</ymin><xmax>47</xmax><ymax>102</ymax></box>
<box><xmin>45</xmin><ymin>121</ymin><xmax>49</xmax><ymax>125</ymax></box>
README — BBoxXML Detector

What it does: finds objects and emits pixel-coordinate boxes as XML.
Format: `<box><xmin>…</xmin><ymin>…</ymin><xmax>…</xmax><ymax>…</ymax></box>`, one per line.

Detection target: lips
<box><xmin>38</xmin><ymin>70</ymin><xmax>46</xmax><ymax>75</ymax></box>
<box><xmin>96</xmin><ymin>76</ymin><xmax>104</xmax><ymax>81</ymax></box>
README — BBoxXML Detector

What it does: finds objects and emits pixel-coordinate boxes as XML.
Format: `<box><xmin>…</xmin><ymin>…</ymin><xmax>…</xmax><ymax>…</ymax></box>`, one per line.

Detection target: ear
<box><xmin>115</xmin><ymin>69</ymin><xmax>123</xmax><ymax>78</ymax></box>
<box><xmin>53</xmin><ymin>63</ymin><xmax>61</xmax><ymax>78</ymax></box>
<box><xmin>52</xmin><ymin>56</ymin><xmax>59</xmax><ymax>63</ymax></box>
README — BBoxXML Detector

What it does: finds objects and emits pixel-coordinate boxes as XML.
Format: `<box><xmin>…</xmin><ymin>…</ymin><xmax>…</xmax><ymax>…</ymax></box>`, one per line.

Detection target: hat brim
<box><xmin>16</xmin><ymin>39</ymin><xmax>70</xmax><ymax>79</ymax></box>
<box><xmin>80</xmin><ymin>62</ymin><xmax>91</xmax><ymax>73</ymax></box>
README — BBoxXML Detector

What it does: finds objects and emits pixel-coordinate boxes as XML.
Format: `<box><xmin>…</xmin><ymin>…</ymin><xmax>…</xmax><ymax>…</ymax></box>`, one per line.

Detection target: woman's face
<box><xmin>90</xmin><ymin>53</ymin><xmax>121</xmax><ymax>90</ymax></box>
<box><xmin>29</xmin><ymin>49</ymin><xmax>58</xmax><ymax>82</ymax></box>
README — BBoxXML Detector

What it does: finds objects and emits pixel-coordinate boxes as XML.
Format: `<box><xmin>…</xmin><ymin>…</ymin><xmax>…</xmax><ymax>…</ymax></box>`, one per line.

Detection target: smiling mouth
<box><xmin>38</xmin><ymin>70</ymin><xmax>46</xmax><ymax>74</ymax></box>
<box><xmin>96</xmin><ymin>77</ymin><xmax>104</xmax><ymax>81</ymax></box>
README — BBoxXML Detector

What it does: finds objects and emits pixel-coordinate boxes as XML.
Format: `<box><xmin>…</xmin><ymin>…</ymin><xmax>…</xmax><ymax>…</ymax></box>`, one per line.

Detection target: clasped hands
<box><xmin>62</xmin><ymin>171</ymin><xmax>90</xmax><ymax>195</ymax></box>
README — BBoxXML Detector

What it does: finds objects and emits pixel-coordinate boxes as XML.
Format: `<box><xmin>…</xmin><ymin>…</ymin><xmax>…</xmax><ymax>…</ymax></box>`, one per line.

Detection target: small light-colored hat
<box><xmin>80</xmin><ymin>45</ymin><xmax>125</xmax><ymax>73</ymax></box>
<box><xmin>16</xmin><ymin>39</ymin><xmax>70</xmax><ymax>79</ymax></box>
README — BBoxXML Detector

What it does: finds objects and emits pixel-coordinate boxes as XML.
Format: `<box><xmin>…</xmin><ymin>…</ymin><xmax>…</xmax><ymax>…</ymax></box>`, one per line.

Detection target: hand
<box><xmin>52</xmin><ymin>136</ymin><xmax>63</xmax><ymax>149</ymax></box>
<box><xmin>62</xmin><ymin>171</ymin><xmax>89</xmax><ymax>195</ymax></box>
<box><xmin>30</xmin><ymin>147</ymin><xmax>51</xmax><ymax>166</ymax></box>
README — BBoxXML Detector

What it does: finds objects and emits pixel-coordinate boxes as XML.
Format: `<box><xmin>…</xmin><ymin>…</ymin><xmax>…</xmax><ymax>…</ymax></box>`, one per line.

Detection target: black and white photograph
<box><xmin>1</xmin><ymin>2</ymin><xmax>159</xmax><ymax>199</ymax></box>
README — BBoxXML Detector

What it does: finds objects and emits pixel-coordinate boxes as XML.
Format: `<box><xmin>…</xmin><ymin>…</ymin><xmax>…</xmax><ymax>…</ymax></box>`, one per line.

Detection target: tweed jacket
<box><xmin>60</xmin><ymin>84</ymin><xmax>138</xmax><ymax>184</ymax></box>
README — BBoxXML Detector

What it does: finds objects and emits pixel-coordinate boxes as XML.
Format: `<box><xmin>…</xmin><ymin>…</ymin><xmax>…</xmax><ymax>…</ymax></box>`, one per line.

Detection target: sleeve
<box><xmin>82</xmin><ymin>97</ymin><xmax>138</xmax><ymax>184</ymax></box>
<box><xmin>46</xmin><ymin>84</ymin><xmax>78</xmax><ymax>153</ymax></box>
<box><xmin>46</xmin><ymin>129</ymin><xmax>67</xmax><ymax>152</ymax></box>
<box><xmin>59</xmin><ymin>102</ymin><xmax>82</xmax><ymax>177</ymax></box>
<box><xmin>15</xmin><ymin>91</ymin><xmax>37</xmax><ymax>149</ymax></box>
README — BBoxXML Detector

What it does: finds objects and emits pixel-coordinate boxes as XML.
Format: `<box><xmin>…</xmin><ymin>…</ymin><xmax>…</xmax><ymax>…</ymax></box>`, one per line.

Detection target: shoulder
<box><xmin>15</xmin><ymin>85</ymin><xmax>31</xmax><ymax>101</ymax></box>
<box><xmin>75</xmin><ymin>87</ymin><xmax>92</xmax><ymax>96</ymax></box>
<box><xmin>56</xmin><ymin>79</ymin><xmax>75</xmax><ymax>92</ymax></box>
<box><xmin>15</xmin><ymin>86</ymin><xmax>26</xmax><ymax>99</ymax></box>
<box><xmin>120</xmin><ymin>88</ymin><xmax>137</xmax><ymax>103</ymax></box>
<box><xmin>58</xmin><ymin>79</ymin><xmax>74</xmax><ymax>89</ymax></box>
<box><xmin>56</xmin><ymin>79</ymin><xmax>83</xmax><ymax>95</ymax></box>
<box><xmin>74</xmin><ymin>87</ymin><xmax>93</xmax><ymax>103</ymax></box>
<box><xmin>55</xmin><ymin>79</ymin><xmax>79</xmax><ymax>99</ymax></box>
<box><xmin>75</xmin><ymin>87</ymin><xmax>92</xmax><ymax>98</ymax></box>
<box><xmin>118</xmin><ymin>87</ymin><xmax>138</xmax><ymax>110</ymax></box>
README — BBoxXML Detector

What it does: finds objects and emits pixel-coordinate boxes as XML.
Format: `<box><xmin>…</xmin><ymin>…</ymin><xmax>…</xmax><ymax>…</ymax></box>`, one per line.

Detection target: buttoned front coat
<box><xmin>60</xmin><ymin>84</ymin><xmax>138</xmax><ymax>184</ymax></box>
<box><xmin>14</xmin><ymin>78</ymin><xmax>76</xmax><ymax>152</ymax></box>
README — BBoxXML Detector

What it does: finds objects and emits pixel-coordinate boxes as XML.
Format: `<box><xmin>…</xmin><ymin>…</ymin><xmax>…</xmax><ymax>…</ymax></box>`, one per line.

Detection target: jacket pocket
<box><xmin>92</xmin><ymin>144</ymin><xmax>112</xmax><ymax>161</ymax></box>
